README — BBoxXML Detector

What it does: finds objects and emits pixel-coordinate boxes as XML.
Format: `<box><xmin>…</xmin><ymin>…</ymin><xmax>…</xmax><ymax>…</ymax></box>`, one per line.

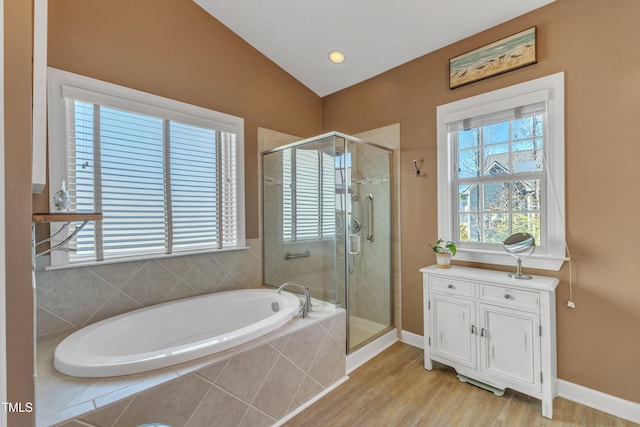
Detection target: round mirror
<box><xmin>503</xmin><ymin>233</ymin><xmax>535</xmax><ymax>257</ymax></box>
<box><xmin>503</xmin><ymin>233</ymin><xmax>535</xmax><ymax>279</ymax></box>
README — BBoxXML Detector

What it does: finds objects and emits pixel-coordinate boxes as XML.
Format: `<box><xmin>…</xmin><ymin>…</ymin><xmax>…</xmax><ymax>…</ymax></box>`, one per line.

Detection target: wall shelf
<box><xmin>32</xmin><ymin>212</ymin><xmax>103</xmax><ymax>258</ymax></box>
<box><xmin>32</xmin><ymin>212</ymin><xmax>103</xmax><ymax>223</ymax></box>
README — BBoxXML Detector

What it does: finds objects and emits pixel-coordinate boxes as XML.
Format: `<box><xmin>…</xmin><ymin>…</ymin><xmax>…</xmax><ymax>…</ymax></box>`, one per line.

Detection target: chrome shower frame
<box><xmin>260</xmin><ymin>131</ymin><xmax>394</xmax><ymax>353</ymax></box>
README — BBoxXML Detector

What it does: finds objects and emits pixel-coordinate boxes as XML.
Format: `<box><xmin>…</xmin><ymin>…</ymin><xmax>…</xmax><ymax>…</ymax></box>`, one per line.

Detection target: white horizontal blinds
<box><xmin>63</xmin><ymin>98</ymin><xmax>241</xmax><ymax>262</ymax></box>
<box><xmin>170</xmin><ymin>121</ymin><xmax>219</xmax><ymax>251</ymax></box>
<box><xmin>220</xmin><ymin>131</ymin><xmax>238</xmax><ymax>248</ymax></box>
<box><xmin>282</xmin><ymin>149</ymin><xmax>295</xmax><ymax>240</ymax></box>
<box><xmin>100</xmin><ymin>106</ymin><xmax>166</xmax><ymax>257</ymax></box>
<box><xmin>450</xmin><ymin>101</ymin><xmax>547</xmax><ymax>246</ymax></box>
<box><xmin>67</xmin><ymin>100</ymin><xmax>97</xmax><ymax>261</ymax></box>
<box><xmin>282</xmin><ymin>147</ymin><xmax>335</xmax><ymax>241</ymax></box>
<box><xmin>294</xmin><ymin>149</ymin><xmax>321</xmax><ymax>240</ymax></box>
<box><xmin>321</xmin><ymin>151</ymin><xmax>336</xmax><ymax>237</ymax></box>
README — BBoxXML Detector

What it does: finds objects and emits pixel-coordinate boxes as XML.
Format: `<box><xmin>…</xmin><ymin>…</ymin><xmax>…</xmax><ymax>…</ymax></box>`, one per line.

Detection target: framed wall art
<box><xmin>449</xmin><ymin>26</ymin><xmax>537</xmax><ymax>89</ymax></box>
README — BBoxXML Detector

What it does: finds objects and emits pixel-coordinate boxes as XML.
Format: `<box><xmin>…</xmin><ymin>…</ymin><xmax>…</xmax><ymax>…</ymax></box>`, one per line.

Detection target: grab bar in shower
<box><xmin>365</xmin><ymin>193</ymin><xmax>374</xmax><ymax>243</ymax></box>
<box><xmin>285</xmin><ymin>250</ymin><xmax>311</xmax><ymax>260</ymax></box>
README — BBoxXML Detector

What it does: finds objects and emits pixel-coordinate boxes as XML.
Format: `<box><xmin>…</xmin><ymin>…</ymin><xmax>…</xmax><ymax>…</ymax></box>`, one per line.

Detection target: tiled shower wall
<box><xmin>35</xmin><ymin>238</ymin><xmax>262</xmax><ymax>339</ymax></box>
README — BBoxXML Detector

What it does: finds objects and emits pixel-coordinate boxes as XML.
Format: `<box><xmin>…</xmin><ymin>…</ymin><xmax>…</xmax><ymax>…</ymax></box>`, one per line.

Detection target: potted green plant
<box><xmin>432</xmin><ymin>238</ymin><xmax>456</xmax><ymax>268</ymax></box>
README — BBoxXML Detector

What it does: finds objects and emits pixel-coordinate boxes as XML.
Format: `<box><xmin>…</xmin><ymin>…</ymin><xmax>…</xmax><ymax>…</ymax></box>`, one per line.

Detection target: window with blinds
<box><xmin>47</xmin><ymin>68</ymin><xmax>245</xmax><ymax>265</ymax></box>
<box><xmin>449</xmin><ymin>102</ymin><xmax>546</xmax><ymax>247</ymax></box>
<box><xmin>282</xmin><ymin>148</ymin><xmax>335</xmax><ymax>241</ymax></box>
<box><xmin>436</xmin><ymin>73</ymin><xmax>566</xmax><ymax>270</ymax></box>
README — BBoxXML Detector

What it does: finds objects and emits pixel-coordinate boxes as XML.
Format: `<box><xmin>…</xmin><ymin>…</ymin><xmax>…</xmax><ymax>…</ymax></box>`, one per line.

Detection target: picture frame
<box><xmin>449</xmin><ymin>26</ymin><xmax>537</xmax><ymax>89</ymax></box>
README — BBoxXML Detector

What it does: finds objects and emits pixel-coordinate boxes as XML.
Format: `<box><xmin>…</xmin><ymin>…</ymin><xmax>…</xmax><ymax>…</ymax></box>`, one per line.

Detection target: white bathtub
<box><xmin>54</xmin><ymin>288</ymin><xmax>301</xmax><ymax>377</ymax></box>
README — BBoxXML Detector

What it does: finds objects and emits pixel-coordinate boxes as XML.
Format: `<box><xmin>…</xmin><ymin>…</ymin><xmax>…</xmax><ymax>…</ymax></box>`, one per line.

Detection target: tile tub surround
<box><xmin>35</xmin><ymin>239</ymin><xmax>262</xmax><ymax>339</ymax></box>
<box><xmin>37</xmin><ymin>305</ymin><xmax>347</xmax><ymax>427</ymax></box>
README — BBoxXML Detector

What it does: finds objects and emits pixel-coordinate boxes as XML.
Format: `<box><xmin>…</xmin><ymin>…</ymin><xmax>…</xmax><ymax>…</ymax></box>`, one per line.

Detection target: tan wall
<box><xmin>321</xmin><ymin>0</ymin><xmax>640</xmax><ymax>403</ymax></box>
<box><xmin>13</xmin><ymin>0</ymin><xmax>640</xmax><ymax>416</ymax></box>
<box><xmin>43</xmin><ymin>0</ymin><xmax>323</xmax><ymax>239</ymax></box>
<box><xmin>4</xmin><ymin>0</ymin><xmax>35</xmax><ymax>425</ymax></box>
<box><xmin>26</xmin><ymin>0</ymin><xmax>322</xmax><ymax>421</ymax></box>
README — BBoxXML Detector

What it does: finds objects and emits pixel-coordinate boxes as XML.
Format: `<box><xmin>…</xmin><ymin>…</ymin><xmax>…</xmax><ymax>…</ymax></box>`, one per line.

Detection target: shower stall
<box><xmin>262</xmin><ymin>132</ymin><xmax>393</xmax><ymax>352</ymax></box>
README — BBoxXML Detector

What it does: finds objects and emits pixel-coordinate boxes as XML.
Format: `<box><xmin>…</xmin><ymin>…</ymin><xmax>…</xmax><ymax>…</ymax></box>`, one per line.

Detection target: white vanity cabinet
<box><xmin>421</xmin><ymin>265</ymin><xmax>559</xmax><ymax>419</ymax></box>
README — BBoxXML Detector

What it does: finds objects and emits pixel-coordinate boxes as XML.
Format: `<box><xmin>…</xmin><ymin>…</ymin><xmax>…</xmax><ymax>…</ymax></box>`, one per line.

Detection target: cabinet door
<box><xmin>479</xmin><ymin>303</ymin><xmax>541</xmax><ymax>390</ymax></box>
<box><xmin>430</xmin><ymin>294</ymin><xmax>476</xmax><ymax>369</ymax></box>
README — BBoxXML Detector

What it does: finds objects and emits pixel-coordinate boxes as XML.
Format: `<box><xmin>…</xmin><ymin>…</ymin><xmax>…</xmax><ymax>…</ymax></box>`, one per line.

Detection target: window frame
<box><xmin>47</xmin><ymin>67</ymin><xmax>246</xmax><ymax>266</ymax></box>
<box><xmin>436</xmin><ymin>72</ymin><xmax>565</xmax><ymax>270</ymax></box>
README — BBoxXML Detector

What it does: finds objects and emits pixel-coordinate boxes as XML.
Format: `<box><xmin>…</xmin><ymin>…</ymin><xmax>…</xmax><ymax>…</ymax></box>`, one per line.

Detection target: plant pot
<box><xmin>436</xmin><ymin>252</ymin><xmax>452</xmax><ymax>268</ymax></box>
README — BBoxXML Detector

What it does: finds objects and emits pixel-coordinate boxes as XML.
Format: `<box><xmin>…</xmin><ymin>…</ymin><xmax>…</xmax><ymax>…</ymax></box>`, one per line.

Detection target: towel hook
<box><xmin>412</xmin><ymin>159</ymin><xmax>424</xmax><ymax>177</ymax></box>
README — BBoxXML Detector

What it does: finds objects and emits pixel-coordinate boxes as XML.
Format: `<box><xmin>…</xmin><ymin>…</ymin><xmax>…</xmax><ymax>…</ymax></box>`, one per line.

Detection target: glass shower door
<box><xmin>344</xmin><ymin>139</ymin><xmax>392</xmax><ymax>352</ymax></box>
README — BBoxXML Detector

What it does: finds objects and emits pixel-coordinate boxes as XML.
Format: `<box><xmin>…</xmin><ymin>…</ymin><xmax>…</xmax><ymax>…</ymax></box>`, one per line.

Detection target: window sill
<box><xmin>454</xmin><ymin>248</ymin><xmax>566</xmax><ymax>271</ymax></box>
<box><xmin>42</xmin><ymin>246</ymin><xmax>251</xmax><ymax>271</ymax></box>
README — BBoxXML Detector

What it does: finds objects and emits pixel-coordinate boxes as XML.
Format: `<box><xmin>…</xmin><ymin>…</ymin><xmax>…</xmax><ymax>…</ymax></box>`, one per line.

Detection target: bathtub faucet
<box><xmin>276</xmin><ymin>281</ymin><xmax>313</xmax><ymax>319</ymax></box>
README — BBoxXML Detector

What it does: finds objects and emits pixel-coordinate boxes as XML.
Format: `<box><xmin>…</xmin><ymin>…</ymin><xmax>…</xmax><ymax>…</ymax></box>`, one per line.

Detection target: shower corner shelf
<box><xmin>32</xmin><ymin>212</ymin><xmax>103</xmax><ymax>257</ymax></box>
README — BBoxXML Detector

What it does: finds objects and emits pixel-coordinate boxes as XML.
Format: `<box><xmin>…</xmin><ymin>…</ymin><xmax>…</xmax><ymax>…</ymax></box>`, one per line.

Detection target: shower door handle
<box><xmin>365</xmin><ymin>194</ymin><xmax>374</xmax><ymax>243</ymax></box>
<box><xmin>349</xmin><ymin>234</ymin><xmax>361</xmax><ymax>255</ymax></box>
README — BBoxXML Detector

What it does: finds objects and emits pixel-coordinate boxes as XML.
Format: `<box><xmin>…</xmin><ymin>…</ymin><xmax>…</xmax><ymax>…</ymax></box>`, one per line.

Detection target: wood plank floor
<box><xmin>284</xmin><ymin>343</ymin><xmax>636</xmax><ymax>427</ymax></box>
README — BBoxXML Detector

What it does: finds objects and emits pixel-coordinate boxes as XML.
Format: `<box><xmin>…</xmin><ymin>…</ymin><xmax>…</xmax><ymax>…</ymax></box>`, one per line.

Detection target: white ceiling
<box><xmin>193</xmin><ymin>0</ymin><xmax>556</xmax><ymax>97</ymax></box>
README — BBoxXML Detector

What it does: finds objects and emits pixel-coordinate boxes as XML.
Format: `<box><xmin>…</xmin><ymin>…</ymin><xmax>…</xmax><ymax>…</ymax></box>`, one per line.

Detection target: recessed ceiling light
<box><xmin>329</xmin><ymin>50</ymin><xmax>345</xmax><ymax>64</ymax></box>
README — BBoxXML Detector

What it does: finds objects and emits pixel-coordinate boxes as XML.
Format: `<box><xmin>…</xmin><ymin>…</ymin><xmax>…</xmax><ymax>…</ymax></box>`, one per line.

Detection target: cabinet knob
<box><xmin>448</xmin><ymin>284</ymin><xmax>454</xmax><ymax>289</ymax></box>
<box><xmin>504</xmin><ymin>294</ymin><xmax>511</xmax><ymax>299</ymax></box>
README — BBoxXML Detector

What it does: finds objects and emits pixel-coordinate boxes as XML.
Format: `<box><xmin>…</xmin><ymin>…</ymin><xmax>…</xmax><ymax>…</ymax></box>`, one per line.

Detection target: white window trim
<box><xmin>437</xmin><ymin>72</ymin><xmax>565</xmax><ymax>271</ymax></box>
<box><xmin>47</xmin><ymin>67</ymin><xmax>245</xmax><ymax>266</ymax></box>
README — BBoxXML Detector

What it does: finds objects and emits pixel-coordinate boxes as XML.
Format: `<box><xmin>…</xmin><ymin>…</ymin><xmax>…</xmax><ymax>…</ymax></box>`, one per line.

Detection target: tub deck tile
<box><xmin>37</xmin><ymin>303</ymin><xmax>345</xmax><ymax>427</ymax></box>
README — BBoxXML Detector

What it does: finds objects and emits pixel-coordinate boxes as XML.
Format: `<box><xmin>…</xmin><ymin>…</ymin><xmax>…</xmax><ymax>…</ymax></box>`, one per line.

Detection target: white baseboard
<box><xmin>400</xmin><ymin>329</ymin><xmax>424</xmax><ymax>349</ymax></box>
<box><xmin>401</xmin><ymin>330</ymin><xmax>640</xmax><ymax>424</ymax></box>
<box><xmin>557</xmin><ymin>380</ymin><xmax>640</xmax><ymax>424</ymax></box>
<box><xmin>346</xmin><ymin>329</ymin><xmax>398</xmax><ymax>374</ymax></box>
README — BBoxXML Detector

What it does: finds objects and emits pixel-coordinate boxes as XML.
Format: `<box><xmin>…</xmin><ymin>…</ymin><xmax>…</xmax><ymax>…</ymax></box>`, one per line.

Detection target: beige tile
<box><xmin>54</xmin><ymin>420</ymin><xmax>92</xmax><ymax>427</ymax></box>
<box><xmin>182</xmin><ymin>255</ymin><xmax>228</xmax><ymax>294</ymax></box>
<box><xmin>185</xmin><ymin>386</ymin><xmax>249</xmax><ymax>427</ymax></box>
<box><xmin>78</xmin><ymin>398</ymin><xmax>133</xmax><ymax>427</ymax></box>
<box><xmin>287</xmin><ymin>375</ymin><xmax>324</xmax><ymax>414</ymax></box>
<box><xmin>238</xmin><ymin>407</ymin><xmax>274</xmax><ymax>427</ymax></box>
<box><xmin>252</xmin><ymin>356</ymin><xmax>305</xmax><ymax>419</ymax></box>
<box><xmin>38</xmin><ymin>268</ymin><xmax>118</xmax><ymax>326</ymax></box>
<box><xmin>215</xmin><ymin>272</ymin><xmax>244</xmax><ymax>292</ymax></box>
<box><xmin>326</xmin><ymin>310</ymin><xmax>347</xmax><ymax>347</ymax></box>
<box><xmin>215</xmin><ymin>344</ymin><xmax>280</xmax><ymax>402</ymax></box>
<box><xmin>92</xmin><ymin>370</ymin><xmax>178</xmax><ymax>409</ymax></box>
<box><xmin>229</xmin><ymin>249</ymin><xmax>261</xmax><ymax>286</ymax></box>
<box><xmin>281</xmin><ymin>323</ymin><xmax>326</xmax><ymax>371</ymax></box>
<box><xmin>195</xmin><ymin>359</ymin><xmax>228</xmax><ymax>383</ymax></box>
<box><xmin>120</xmin><ymin>260</ymin><xmax>179</xmax><ymax>306</ymax></box>
<box><xmin>36</xmin><ymin>375</ymin><xmax>93</xmax><ymax>417</ymax></box>
<box><xmin>35</xmin><ymin>267</ymin><xmax>71</xmax><ymax>298</ymax></box>
<box><xmin>210</xmin><ymin>249</ymin><xmax>242</xmax><ymax>271</ymax></box>
<box><xmin>37</xmin><ymin>306</ymin><xmax>76</xmax><ymax>338</ymax></box>
<box><xmin>83</xmin><ymin>291</ymin><xmax>143</xmax><ymax>326</ymax></box>
<box><xmin>38</xmin><ymin>397</ymin><xmax>95</xmax><ymax>427</ymax></box>
<box><xmin>89</xmin><ymin>260</ymin><xmax>144</xmax><ymax>289</ymax></box>
<box><xmin>307</xmin><ymin>333</ymin><xmax>344</xmax><ymax>388</ymax></box>
<box><xmin>269</xmin><ymin>333</ymin><xmax>291</xmax><ymax>352</ymax></box>
<box><xmin>163</xmin><ymin>281</ymin><xmax>199</xmax><ymax>302</ymax></box>
<box><xmin>157</xmin><ymin>254</ymin><xmax>198</xmax><ymax>279</ymax></box>
<box><xmin>113</xmin><ymin>374</ymin><xmax>210</xmax><ymax>427</ymax></box>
